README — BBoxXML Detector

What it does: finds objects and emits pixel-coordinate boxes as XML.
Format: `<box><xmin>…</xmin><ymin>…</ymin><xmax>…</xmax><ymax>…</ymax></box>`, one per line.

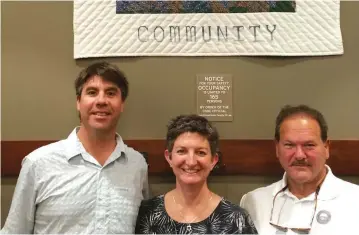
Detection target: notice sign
<box><xmin>197</xmin><ymin>74</ymin><xmax>233</xmax><ymax>121</ymax></box>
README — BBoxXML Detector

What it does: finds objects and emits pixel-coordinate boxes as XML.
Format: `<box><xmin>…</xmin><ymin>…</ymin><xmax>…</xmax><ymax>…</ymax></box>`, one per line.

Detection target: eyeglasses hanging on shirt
<box><xmin>269</xmin><ymin>182</ymin><xmax>323</xmax><ymax>234</ymax></box>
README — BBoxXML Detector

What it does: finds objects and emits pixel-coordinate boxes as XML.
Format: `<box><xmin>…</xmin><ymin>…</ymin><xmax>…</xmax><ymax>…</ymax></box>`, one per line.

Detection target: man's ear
<box><xmin>76</xmin><ymin>98</ymin><xmax>80</xmax><ymax>112</ymax></box>
<box><xmin>275</xmin><ymin>140</ymin><xmax>280</xmax><ymax>159</ymax></box>
<box><xmin>324</xmin><ymin>139</ymin><xmax>330</xmax><ymax>160</ymax></box>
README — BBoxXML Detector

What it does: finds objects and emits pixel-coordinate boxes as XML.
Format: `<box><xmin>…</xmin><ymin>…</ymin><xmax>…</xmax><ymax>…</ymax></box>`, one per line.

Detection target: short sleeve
<box><xmin>1</xmin><ymin>157</ymin><xmax>38</xmax><ymax>234</ymax></box>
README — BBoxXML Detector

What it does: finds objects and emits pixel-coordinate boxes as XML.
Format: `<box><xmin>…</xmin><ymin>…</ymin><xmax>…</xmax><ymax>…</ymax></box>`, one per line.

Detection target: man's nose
<box><xmin>96</xmin><ymin>93</ymin><xmax>107</xmax><ymax>105</ymax></box>
<box><xmin>294</xmin><ymin>146</ymin><xmax>306</xmax><ymax>159</ymax></box>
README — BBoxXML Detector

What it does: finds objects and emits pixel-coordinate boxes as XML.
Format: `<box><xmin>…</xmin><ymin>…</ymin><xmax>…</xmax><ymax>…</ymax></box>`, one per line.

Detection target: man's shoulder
<box><xmin>25</xmin><ymin>139</ymin><xmax>67</xmax><ymax>163</ymax></box>
<box><xmin>245</xmin><ymin>180</ymin><xmax>279</xmax><ymax>198</ymax></box>
<box><xmin>333</xmin><ymin>175</ymin><xmax>359</xmax><ymax>194</ymax></box>
<box><xmin>122</xmin><ymin>144</ymin><xmax>148</xmax><ymax>167</ymax></box>
<box><xmin>220</xmin><ymin>198</ymin><xmax>252</xmax><ymax>215</ymax></box>
<box><xmin>240</xmin><ymin>180</ymin><xmax>280</xmax><ymax>217</ymax></box>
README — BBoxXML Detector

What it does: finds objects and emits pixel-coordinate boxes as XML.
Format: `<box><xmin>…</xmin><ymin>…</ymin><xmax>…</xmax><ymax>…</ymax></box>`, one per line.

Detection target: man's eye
<box><xmin>177</xmin><ymin>149</ymin><xmax>185</xmax><ymax>154</ymax></box>
<box><xmin>87</xmin><ymin>90</ymin><xmax>97</xmax><ymax>95</ymax></box>
<box><xmin>284</xmin><ymin>143</ymin><xmax>294</xmax><ymax>148</ymax></box>
<box><xmin>107</xmin><ymin>91</ymin><xmax>116</xmax><ymax>96</ymax></box>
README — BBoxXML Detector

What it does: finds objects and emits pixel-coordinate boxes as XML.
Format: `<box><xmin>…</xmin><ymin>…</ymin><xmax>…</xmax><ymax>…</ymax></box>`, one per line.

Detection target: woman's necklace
<box><xmin>172</xmin><ymin>192</ymin><xmax>213</xmax><ymax>233</ymax></box>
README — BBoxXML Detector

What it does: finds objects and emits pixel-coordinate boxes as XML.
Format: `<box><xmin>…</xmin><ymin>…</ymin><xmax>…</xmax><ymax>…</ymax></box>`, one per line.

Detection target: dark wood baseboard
<box><xmin>2</xmin><ymin>140</ymin><xmax>359</xmax><ymax>177</ymax></box>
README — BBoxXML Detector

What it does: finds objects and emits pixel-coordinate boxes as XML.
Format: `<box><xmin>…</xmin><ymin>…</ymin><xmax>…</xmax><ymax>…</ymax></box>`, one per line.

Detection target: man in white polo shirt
<box><xmin>240</xmin><ymin>104</ymin><xmax>359</xmax><ymax>235</ymax></box>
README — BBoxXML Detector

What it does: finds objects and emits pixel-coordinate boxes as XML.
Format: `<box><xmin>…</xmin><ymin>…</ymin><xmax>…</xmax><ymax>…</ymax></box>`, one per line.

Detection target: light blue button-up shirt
<box><xmin>1</xmin><ymin>128</ymin><xmax>150</xmax><ymax>234</ymax></box>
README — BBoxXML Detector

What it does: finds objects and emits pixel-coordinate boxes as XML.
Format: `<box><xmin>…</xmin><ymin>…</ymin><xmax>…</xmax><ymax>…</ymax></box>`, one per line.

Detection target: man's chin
<box><xmin>289</xmin><ymin>170</ymin><xmax>312</xmax><ymax>184</ymax></box>
<box><xmin>89</xmin><ymin>123</ymin><xmax>115</xmax><ymax>133</ymax></box>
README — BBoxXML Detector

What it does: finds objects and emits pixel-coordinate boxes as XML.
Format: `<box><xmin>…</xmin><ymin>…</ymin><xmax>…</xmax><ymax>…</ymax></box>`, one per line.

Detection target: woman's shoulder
<box><xmin>217</xmin><ymin>198</ymin><xmax>258</xmax><ymax>234</ymax></box>
<box><xmin>217</xmin><ymin>198</ymin><xmax>252</xmax><ymax>216</ymax></box>
<box><xmin>137</xmin><ymin>194</ymin><xmax>166</xmax><ymax>220</ymax></box>
<box><xmin>140</xmin><ymin>194</ymin><xmax>165</xmax><ymax>209</ymax></box>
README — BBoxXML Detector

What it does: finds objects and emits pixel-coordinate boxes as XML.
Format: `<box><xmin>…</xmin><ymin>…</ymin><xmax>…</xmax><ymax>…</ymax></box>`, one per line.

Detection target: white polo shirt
<box><xmin>240</xmin><ymin>166</ymin><xmax>359</xmax><ymax>235</ymax></box>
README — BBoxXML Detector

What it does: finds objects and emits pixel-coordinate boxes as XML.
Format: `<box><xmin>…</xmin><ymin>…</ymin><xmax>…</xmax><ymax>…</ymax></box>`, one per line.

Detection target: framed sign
<box><xmin>197</xmin><ymin>74</ymin><xmax>233</xmax><ymax>122</ymax></box>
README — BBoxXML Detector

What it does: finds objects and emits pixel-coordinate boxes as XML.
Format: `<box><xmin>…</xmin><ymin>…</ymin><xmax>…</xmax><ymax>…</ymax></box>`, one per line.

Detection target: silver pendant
<box><xmin>186</xmin><ymin>224</ymin><xmax>192</xmax><ymax>233</ymax></box>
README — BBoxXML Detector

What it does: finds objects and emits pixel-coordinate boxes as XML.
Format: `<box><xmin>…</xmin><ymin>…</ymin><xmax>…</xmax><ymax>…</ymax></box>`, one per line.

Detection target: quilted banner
<box><xmin>73</xmin><ymin>0</ymin><xmax>343</xmax><ymax>58</ymax></box>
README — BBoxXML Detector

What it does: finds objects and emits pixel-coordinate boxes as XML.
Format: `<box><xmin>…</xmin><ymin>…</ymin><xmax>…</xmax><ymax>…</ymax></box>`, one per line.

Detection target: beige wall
<box><xmin>2</xmin><ymin>1</ymin><xmax>359</xmax><ymax>227</ymax></box>
<box><xmin>2</xmin><ymin>2</ymin><xmax>359</xmax><ymax>140</ymax></box>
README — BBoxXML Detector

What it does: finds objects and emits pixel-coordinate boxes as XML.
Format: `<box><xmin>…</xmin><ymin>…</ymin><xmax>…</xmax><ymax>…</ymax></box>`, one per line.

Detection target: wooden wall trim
<box><xmin>2</xmin><ymin>140</ymin><xmax>359</xmax><ymax>177</ymax></box>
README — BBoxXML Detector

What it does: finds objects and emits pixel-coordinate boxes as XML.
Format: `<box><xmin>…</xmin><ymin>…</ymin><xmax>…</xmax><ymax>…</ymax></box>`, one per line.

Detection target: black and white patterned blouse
<box><xmin>135</xmin><ymin>194</ymin><xmax>258</xmax><ymax>234</ymax></box>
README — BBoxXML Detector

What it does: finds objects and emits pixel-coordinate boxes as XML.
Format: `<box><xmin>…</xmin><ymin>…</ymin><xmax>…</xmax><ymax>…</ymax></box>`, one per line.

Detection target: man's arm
<box><xmin>240</xmin><ymin>193</ymin><xmax>257</xmax><ymax>218</ymax></box>
<box><xmin>142</xmin><ymin>165</ymin><xmax>151</xmax><ymax>200</ymax></box>
<box><xmin>239</xmin><ymin>193</ymin><xmax>248</xmax><ymax>208</ymax></box>
<box><xmin>240</xmin><ymin>193</ymin><xmax>261</xmax><ymax>234</ymax></box>
<box><xmin>1</xmin><ymin>157</ymin><xmax>37</xmax><ymax>234</ymax></box>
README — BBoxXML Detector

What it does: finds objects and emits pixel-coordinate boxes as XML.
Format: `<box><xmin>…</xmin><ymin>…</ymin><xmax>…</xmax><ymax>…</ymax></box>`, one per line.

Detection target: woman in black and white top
<box><xmin>135</xmin><ymin>114</ymin><xmax>258</xmax><ymax>234</ymax></box>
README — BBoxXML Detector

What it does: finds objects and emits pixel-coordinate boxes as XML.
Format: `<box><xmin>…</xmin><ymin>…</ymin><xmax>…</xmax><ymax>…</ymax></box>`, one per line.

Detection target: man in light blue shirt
<box><xmin>1</xmin><ymin>62</ymin><xmax>150</xmax><ymax>234</ymax></box>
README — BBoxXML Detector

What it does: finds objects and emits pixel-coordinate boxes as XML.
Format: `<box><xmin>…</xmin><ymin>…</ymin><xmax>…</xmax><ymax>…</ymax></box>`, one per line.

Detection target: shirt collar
<box><xmin>273</xmin><ymin>165</ymin><xmax>339</xmax><ymax>200</ymax></box>
<box><xmin>316</xmin><ymin>165</ymin><xmax>340</xmax><ymax>200</ymax></box>
<box><xmin>64</xmin><ymin>127</ymin><xmax>126</xmax><ymax>161</ymax></box>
